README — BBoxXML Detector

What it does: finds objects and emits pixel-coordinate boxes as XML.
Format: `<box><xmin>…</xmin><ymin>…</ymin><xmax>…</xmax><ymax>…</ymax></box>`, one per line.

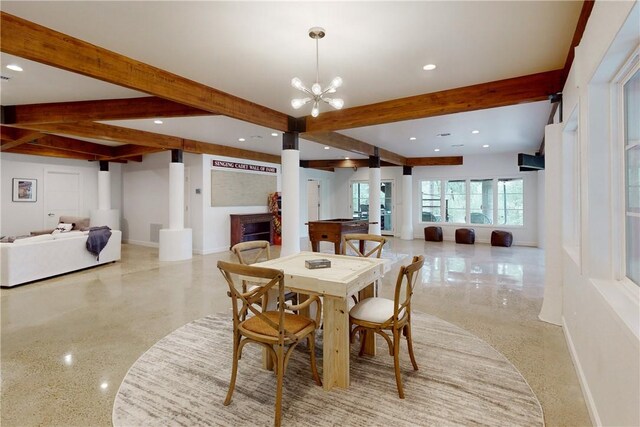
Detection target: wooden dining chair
<box><xmin>217</xmin><ymin>260</ymin><xmax>322</xmax><ymax>427</ymax></box>
<box><xmin>341</xmin><ymin>233</ymin><xmax>387</xmax><ymax>303</ymax></box>
<box><xmin>341</xmin><ymin>233</ymin><xmax>387</xmax><ymax>259</ymax></box>
<box><xmin>231</xmin><ymin>240</ymin><xmax>297</xmax><ymax>314</ymax></box>
<box><xmin>349</xmin><ymin>255</ymin><xmax>425</xmax><ymax>399</ymax></box>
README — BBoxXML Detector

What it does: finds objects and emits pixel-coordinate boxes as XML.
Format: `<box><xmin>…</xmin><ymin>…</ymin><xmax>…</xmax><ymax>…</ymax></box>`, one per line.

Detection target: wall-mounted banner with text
<box><xmin>212</xmin><ymin>159</ymin><xmax>277</xmax><ymax>174</ymax></box>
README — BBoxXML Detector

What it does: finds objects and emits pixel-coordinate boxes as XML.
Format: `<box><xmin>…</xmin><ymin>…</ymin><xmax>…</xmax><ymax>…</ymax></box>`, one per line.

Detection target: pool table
<box><xmin>307</xmin><ymin>218</ymin><xmax>370</xmax><ymax>254</ymax></box>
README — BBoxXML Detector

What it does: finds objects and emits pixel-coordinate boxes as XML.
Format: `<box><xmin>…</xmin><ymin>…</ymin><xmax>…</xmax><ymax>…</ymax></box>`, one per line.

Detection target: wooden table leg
<box><xmin>322</xmin><ymin>295</ymin><xmax>350</xmax><ymax>390</ymax></box>
<box><xmin>358</xmin><ymin>283</ymin><xmax>377</xmax><ymax>356</ymax></box>
<box><xmin>261</xmin><ymin>289</ymin><xmax>278</xmax><ymax>371</ymax></box>
<box><xmin>334</xmin><ymin>241</ymin><xmax>341</xmax><ymax>254</ymax></box>
<box><xmin>311</xmin><ymin>239</ymin><xmax>319</xmax><ymax>252</ymax></box>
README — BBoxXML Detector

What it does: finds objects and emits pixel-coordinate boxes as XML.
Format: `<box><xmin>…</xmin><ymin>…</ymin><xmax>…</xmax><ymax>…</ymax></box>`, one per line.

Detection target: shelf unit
<box><xmin>230</xmin><ymin>213</ymin><xmax>274</xmax><ymax>248</ymax></box>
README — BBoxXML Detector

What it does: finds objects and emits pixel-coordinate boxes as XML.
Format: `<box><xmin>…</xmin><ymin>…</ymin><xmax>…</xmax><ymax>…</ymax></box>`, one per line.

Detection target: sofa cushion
<box><xmin>59</xmin><ymin>216</ymin><xmax>90</xmax><ymax>230</ymax></box>
<box><xmin>52</xmin><ymin>223</ymin><xmax>74</xmax><ymax>234</ymax></box>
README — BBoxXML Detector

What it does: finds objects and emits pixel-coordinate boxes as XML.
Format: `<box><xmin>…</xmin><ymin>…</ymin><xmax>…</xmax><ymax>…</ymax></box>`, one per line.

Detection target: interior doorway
<box><xmin>307</xmin><ymin>180</ymin><xmax>320</xmax><ymax>222</ymax></box>
<box><xmin>351</xmin><ymin>180</ymin><xmax>395</xmax><ymax>235</ymax></box>
<box><xmin>44</xmin><ymin>169</ymin><xmax>81</xmax><ymax>229</ymax></box>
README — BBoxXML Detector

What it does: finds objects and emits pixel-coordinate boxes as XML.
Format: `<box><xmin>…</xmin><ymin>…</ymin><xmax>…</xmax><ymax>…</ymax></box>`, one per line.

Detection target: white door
<box><xmin>44</xmin><ymin>170</ymin><xmax>81</xmax><ymax>228</ymax></box>
<box><xmin>307</xmin><ymin>180</ymin><xmax>320</xmax><ymax>222</ymax></box>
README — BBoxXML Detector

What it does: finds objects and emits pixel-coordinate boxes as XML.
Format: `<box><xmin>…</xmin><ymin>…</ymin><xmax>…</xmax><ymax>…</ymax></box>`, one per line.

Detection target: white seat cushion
<box><xmin>350</xmin><ymin>297</ymin><xmax>404</xmax><ymax>324</ymax></box>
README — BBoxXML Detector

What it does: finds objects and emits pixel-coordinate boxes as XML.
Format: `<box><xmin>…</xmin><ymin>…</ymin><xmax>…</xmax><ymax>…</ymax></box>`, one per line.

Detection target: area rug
<box><xmin>113</xmin><ymin>312</ymin><xmax>543</xmax><ymax>426</ymax></box>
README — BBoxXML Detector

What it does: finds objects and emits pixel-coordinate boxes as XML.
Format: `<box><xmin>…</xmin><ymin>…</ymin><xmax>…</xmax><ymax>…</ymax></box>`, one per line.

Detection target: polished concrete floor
<box><xmin>1</xmin><ymin>238</ymin><xmax>591</xmax><ymax>426</ymax></box>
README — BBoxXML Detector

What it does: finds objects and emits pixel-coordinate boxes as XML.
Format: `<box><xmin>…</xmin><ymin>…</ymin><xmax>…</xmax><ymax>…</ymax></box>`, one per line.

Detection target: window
<box><xmin>419</xmin><ymin>178</ymin><xmax>525</xmax><ymax>226</ymax></box>
<box><xmin>623</xmin><ymin>69</ymin><xmax>639</xmax><ymax>285</ymax></box>
<box><xmin>497</xmin><ymin>178</ymin><xmax>523</xmax><ymax>226</ymax></box>
<box><xmin>421</xmin><ymin>180</ymin><xmax>441</xmax><ymax>222</ymax></box>
<box><xmin>445</xmin><ymin>180</ymin><xmax>466</xmax><ymax>223</ymax></box>
<box><xmin>470</xmin><ymin>179</ymin><xmax>493</xmax><ymax>224</ymax></box>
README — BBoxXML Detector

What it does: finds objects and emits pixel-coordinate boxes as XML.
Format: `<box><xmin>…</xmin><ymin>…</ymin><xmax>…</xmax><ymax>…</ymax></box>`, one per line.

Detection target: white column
<box><xmin>539</xmin><ymin>123</ymin><xmax>563</xmax><ymax>325</ymax></box>
<box><xmin>401</xmin><ymin>172</ymin><xmax>413</xmax><ymax>240</ymax></box>
<box><xmin>169</xmin><ymin>162</ymin><xmax>184</xmax><ymax>230</ymax></box>
<box><xmin>281</xmin><ymin>149</ymin><xmax>300</xmax><ymax>257</ymax></box>
<box><xmin>91</xmin><ymin>163</ymin><xmax>120</xmax><ymax>230</ymax></box>
<box><xmin>369</xmin><ymin>166</ymin><xmax>381</xmax><ymax>235</ymax></box>
<box><xmin>159</xmin><ymin>152</ymin><xmax>192</xmax><ymax>261</ymax></box>
<box><xmin>98</xmin><ymin>170</ymin><xmax>111</xmax><ymax>210</ymax></box>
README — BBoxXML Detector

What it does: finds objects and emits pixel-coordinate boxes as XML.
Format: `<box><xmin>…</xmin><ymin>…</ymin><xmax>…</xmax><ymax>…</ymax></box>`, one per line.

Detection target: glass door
<box><xmin>352</xmin><ymin>182</ymin><xmax>369</xmax><ymax>220</ymax></box>
<box><xmin>380</xmin><ymin>181</ymin><xmax>393</xmax><ymax>234</ymax></box>
<box><xmin>351</xmin><ymin>180</ymin><xmax>394</xmax><ymax>235</ymax></box>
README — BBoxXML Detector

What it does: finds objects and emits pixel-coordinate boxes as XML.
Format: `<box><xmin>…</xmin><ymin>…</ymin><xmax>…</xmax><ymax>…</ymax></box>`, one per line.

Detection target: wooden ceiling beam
<box><xmin>30</xmin><ymin>134</ymin><xmax>114</xmax><ymax>157</ymax></box>
<box><xmin>302</xmin><ymin>159</ymin><xmax>395</xmax><ymax>169</ymax></box>
<box><xmin>301</xmin><ymin>131</ymin><xmax>407</xmax><ymax>166</ymax></box>
<box><xmin>109</xmin><ymin>144</ymin><xmax>165</xmax><ymax>160</ymax></box>
<box><xmin>14</xmin><ymin>122</ymin><xmax>183</xmax><ymax>150</ymax></box>
<box><xmin>0</xmin><ymin>12</ymin><xmax>289</xmax><ymax>131</ymax></box>
<box><xmin>405</xmin><ymin>156</ymin><xmax>463</xmax><ymax>167</ymax></box>
<box><xmin>120</xmin><ymin>155</ymin><xmax>143</xmax><ymax>163</ymax></box>
<box><xmin>0</xmin><ymin>126</ymin><xmax>44</xmax><ymax>150</ymax></box>
<box><xmin>2</xmin><ymin>96</ymin><xmax>212</xmax><ymax>125</ymax></box>
<box><xmin>304</xmin><ymin>70</ymin><xmax>564</xmax><ymax>132</ymax></box>
<box><xmin>14</xmin><ymin>122</ymin><xmax>281</xmax><ymax>164</ymax></box>
<box><xmin>5</xmin><ymin>143</ymin><xmax>103</xmax><ymax>160</ymax></box>
<box><xmin>183</xmin><ymin>140</ymin><xmax>281</xmax><ymax>165</ymax></box>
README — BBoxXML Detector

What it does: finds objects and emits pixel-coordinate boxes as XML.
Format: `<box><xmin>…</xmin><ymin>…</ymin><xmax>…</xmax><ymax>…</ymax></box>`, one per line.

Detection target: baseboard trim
<box><xmin>197</xmin><ymin>246</ymin><xmax>229</xmax><ymax>255</ymax></box>
<box><xmin>562</xmin><ymin>316</ymin><xmax>601</xmax><ymax>427</ymax></box>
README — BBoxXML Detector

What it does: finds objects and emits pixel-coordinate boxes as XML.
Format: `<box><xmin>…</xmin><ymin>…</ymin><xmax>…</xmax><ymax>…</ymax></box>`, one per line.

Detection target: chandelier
<box><xmin>291</xmin><ymin>27</ymin><xmax>344</xmax><ymax>117</ymax></box>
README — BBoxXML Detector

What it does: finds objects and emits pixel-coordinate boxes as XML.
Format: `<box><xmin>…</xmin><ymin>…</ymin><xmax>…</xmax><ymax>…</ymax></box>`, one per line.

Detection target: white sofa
<box><xmin>0</xmin><ymin>230</ymin><xmax>121</xmax><ymax>288</ymax></box>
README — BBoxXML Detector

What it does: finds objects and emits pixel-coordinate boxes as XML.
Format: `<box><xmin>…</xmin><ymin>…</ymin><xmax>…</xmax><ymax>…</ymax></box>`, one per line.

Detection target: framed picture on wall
<box><xmin>12</xmin><ymin>178</ymin><xmax>37</xmax><ymax>202</ymax></box>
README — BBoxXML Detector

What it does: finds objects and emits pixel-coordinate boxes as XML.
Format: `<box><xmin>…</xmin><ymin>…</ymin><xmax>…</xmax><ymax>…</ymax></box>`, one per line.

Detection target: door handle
<box><xmin>48</xmin><ymin>213</ymin><xmax>55</xmax><ymax>217</ymax></box>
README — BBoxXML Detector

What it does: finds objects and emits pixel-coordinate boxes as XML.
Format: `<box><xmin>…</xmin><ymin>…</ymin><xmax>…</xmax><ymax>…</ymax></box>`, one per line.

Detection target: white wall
<box><xmin>334</xmin><ymin>154</ymin><xmax>538</xmax><ymax>245</ymax></box>
<box><xmin>0</xmin><ymin>153</ymin><xmax>122</xmax><ymax>237</ymax></box>
<box><xmin>555</xmin><ymin>2</ymin><xmax>640</xmax><ymax>426</ymax></box>
<box><xmin>299</xmin><ymin>168</ymin><xmax>337</xmax><ymax>237</ymax></box>
<box><xmin>199</xmin><ymin>154</ymin><xmax>281</xmax><ymax>254</ymax></box>
<box><xmin>121</xmin><ymin>151</ymin><xmax>170</xmax><ymax>246</ymax></box>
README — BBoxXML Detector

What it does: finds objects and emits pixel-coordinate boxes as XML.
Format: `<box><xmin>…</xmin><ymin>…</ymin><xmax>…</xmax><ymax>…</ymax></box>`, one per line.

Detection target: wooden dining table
<box><xmin>254</xmin><ymin>251</ymin><xmax>389</xmax><ymax>390</ymax></box>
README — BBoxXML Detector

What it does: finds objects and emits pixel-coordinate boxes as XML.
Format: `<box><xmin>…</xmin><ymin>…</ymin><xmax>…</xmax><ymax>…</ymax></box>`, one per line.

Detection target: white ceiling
<box><xmin>102</xmin><ymin>116</ymin><xmax>366</xmax><ymax>160</ymax></box>
<box><xmin>0</xmin><ymin>1</ymin><xmax>581</xmax><ymax>160</ymax></box>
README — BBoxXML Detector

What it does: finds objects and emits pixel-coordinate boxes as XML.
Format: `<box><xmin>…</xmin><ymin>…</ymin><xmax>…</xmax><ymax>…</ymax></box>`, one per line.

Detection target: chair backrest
<box><xmin>217</xmin><ymin>260</ymin><xmax>299</xmax><ymax>343</ymax></box>
<box><xmin>392</xmin><ymin>255</ymin><xmax>425</xmax><ymax>323</ymax></box>
<box><xmin>341</xmin><ymin>233</ymin><xmax>386</xmax><ymax>258</ymax></box>
<box><xmin>231</xmin><ymin>240</ymin><xmax>271</xmax><ymax>265</ymax></box>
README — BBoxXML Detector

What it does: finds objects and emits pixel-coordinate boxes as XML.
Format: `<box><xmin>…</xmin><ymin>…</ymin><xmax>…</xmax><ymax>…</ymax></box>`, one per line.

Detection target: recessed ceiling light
<box><xmin>482</xmin><ymin>144</ymin><xmax>490</xmax><ymax>148</ymax></box>
<box><xmin>6</xmin><ymin>64</ymin><xmax>23</xmax><ymax>72</ymax></box>
<box><xmin>153</xmin><ymin>119</ymin><xmax>163</xmax><ymax>124</ymax></box>
<box><xmin>238</xmin><ymin>138</ymin><xmax>246</xmax><ymax>142</ymax></box>
<box><xmin>344</xmin><ymin>156</ymin><xmax>350</xmax><ymax>160</ymax></box>
<box><xmin>434</xmin><ymin>148</ymin><xmax>440</xmax><ymax>152</ymax></box>
<box><xmin>437</xmin><ymin>133</ymin><xmax>451</xmax><ymax>137</ymax></box>
<box><xmin>271</xmin><ymin>132</ymin><xmax>278</xmax><ymax>137</ymax></box>
<box><xmin>471</xmin><ymin>130</ymin><xmax>480</xmax><ymax>134</ymax></box>
<box><xmin>324</xmin><ymin>146</ymin><xmax>330</xmax><ymax>150</ymax></box>
<box><xmin>423</xmin><ymin>64</ymin><xmax>437</xmax><ymax>71</ymax></box>
<box><xmin>409</xmin><ymin>137</ymin><xmax>417</xmax><ymax>141</ymax></box>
